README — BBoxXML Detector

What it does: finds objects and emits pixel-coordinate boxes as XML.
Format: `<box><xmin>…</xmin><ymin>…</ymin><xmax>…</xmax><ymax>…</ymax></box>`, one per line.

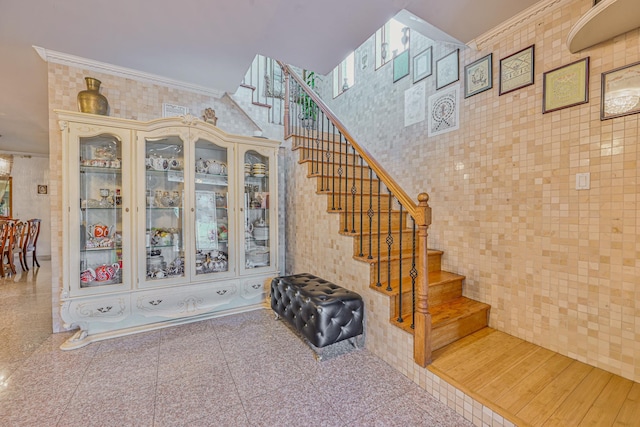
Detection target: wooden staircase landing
<box><xmin>430</xmin><ymin>328</ymin><xmax>640</xmax><ymax>427</ymax></box>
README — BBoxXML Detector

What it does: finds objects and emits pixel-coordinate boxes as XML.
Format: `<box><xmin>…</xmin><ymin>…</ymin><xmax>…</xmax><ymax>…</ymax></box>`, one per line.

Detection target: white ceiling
<box><xmin>0</xmin><ymin>0</ymin><xmax>541</xmax><ymax>156</ymax></box>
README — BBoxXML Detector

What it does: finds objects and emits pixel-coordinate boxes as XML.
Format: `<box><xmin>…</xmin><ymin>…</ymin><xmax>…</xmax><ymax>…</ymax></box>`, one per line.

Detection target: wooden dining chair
<box><xmin>0</xmin><ymin>220</ymin><xmax>15</xmax><ymax>277</ymax></box>
<box><xmin>23</xmin><ymin>218</ymin><xmax>41</xmax><ymax>270</ymax></box>
<box><xmin>12</xmin><ymin>221</ymin><xmax>28</xmax><ymax>271</ymax></box>
<box><xmin>0</xmin><ymin>220</ymin><xmax>11</xmax><ymax>277</ymax></box>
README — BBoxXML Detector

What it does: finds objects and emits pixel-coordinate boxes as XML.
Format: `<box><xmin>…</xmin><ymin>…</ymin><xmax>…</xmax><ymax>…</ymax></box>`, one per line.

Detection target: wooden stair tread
<box><xmin>328</xmin><ymin>207</ymin><xmax>400</xmax><ymax>214</ymax></box>
<box><xmin>307</xmin><ymin>173</ymin><xmax>379</xmax><ymax>182</ymax></box>
<box><xmin>354</xmin><ymin>250</ymin><xmax>427</xmax><ymax>264</ymax></box>
<box><xmin>391</xmin><ymin>297</ymin><xmax>489</xmax><ymax>335</ymax></box>
<box><xmin>369</xmin><ymin>270</ymin><xmax>465</xmax><ymax>297</ymax></box>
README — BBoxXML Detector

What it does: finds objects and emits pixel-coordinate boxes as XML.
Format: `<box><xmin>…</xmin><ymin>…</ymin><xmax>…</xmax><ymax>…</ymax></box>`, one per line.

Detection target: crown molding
<box><xmin>467</xmin><ymin>0</ymin><xmax>566</xmax><ymax>50</ymax></box>
<box><xmin>33</xmin><ymin>46</ymin><xmax>224</xmax><ymax>98</ymax></box>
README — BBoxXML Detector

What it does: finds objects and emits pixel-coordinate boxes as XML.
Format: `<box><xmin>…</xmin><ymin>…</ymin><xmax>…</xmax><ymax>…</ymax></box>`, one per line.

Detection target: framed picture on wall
<box><xmin>436</xmin><ymin>49</ymin><xmax>459</xmax><ymax>90</ymax></box>
<box><xmin>393</xmin><ymin>50</ymin><xmax>410</xmax><ymax>83</ymax></box>
<box><xmin>413</xmin><ymin>47</ymin><xmax>432</xmax><ymax>83</ymax></box>
<box><xmin>601</xmin><ymin>60</ymin><xmax>640</xmax><ymax>120</ymax></box>
<box><xmin>464</xmin><ymin>53</ymin><xmax>493</xmax><ymax>98</ymax></box>
<box><xmin>542</xmin><ymin>57</ymin><xmax>589</xmax><ymax>113</ymax></box>
<box><xmin>499</xmin><ymin>45</ymin><xmax>535</xmax><ymax>95</ymax></box>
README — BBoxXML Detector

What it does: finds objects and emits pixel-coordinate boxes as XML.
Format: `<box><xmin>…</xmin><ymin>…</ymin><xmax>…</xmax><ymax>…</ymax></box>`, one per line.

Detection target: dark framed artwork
<box><xmin>393</xmin><ymin>50</ymin><xmax>410</xmax><ymax>83</ymax></box>
<box><xmin>542</xmin><ymin>57</ymin><xmax>589</xmax><ymax>113</ymax></box>
<box><xmin>601</xmin><ymin>60</ymin><xmax>640</xmax><ymax>120</ymax></box>
<box><xmin>413</xmin><ymin>47</ymin><xmax>432</xmax><ymax>83</ymax></box>
<box><xmin>436</xmin><ymin>49</ymin><xmax>459</xmax><ymax>90</ymax></box>
<box><xmin>464</xmin><ymin>53</ymin><xmax>493</xmax><ymax>98</ymax></box>
<box><xmin>37</xmin><ymin>185</ymin><xmax>48</xmax><ymax>195</ymax></box>
<box><xmin>499</xmin><ymin>45</ymin><xmax>535</xmax><ymax>95</ymax></box>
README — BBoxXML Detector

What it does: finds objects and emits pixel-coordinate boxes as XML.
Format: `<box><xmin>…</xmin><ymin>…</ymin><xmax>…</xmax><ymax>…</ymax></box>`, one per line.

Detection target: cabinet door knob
<box><xmin>125</xmin><ymin>208</ymin><xmax>129</xmax><ymax>212</ymax></box>
<box><xmin>191</xmin><ymin>208</ymin><xmax>195</xmax><ymax>212</ymax></box>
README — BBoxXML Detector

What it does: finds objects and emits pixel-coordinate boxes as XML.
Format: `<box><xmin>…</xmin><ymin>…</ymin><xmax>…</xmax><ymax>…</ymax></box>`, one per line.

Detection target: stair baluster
<box><xmin>376</xmin><ymin>178</ymin><xmax>382</xmax><ymax>288</ymax></box>
<box><xmin>331</xmin><ymin>124</ymin><xmax>337</xmax><ymax>210</ymax></box>
<box><xmin>367</xmin><ymin>168</ymin><xmax>374</xmax><ymax>260</ymax></box>
<box><xmin>397</xmin><ymin>202</ymin><xmax>404</xmax><ymax>323</ymax></box>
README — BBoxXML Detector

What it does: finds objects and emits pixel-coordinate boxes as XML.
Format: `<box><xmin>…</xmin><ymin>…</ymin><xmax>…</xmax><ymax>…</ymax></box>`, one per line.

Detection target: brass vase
<box><xmin>77</xmin><ymin>77</ymin><xmax>109</xmax><ymax>115</ymax></box>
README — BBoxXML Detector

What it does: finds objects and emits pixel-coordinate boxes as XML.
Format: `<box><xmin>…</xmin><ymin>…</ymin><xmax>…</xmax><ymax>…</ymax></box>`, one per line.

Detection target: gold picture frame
<box><xmin>499</xmin><ymin>45</ymin><xmax>535</xmax><ymax>95</ymax></box>
<box><xmin>542</xmin><ymin>57</ymin><xmax>589</xmax><ymax>113</ymax></box>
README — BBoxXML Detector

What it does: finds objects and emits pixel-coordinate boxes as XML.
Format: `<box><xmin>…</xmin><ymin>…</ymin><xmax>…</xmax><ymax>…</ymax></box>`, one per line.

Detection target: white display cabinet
<box><xmin>57</xmin><ymin>111</ymin><xmax>279</xmax><ymax>349</ymax></box>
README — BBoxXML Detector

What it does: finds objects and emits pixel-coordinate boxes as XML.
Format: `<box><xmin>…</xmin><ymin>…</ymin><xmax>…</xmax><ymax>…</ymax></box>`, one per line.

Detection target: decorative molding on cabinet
<box><xmin>135</xmin><ymin>283</ymin><xmax>238</xmax><ymax>318</ymax></box>
<box><xmin>34</xmin><ymin>46</ymin><xmax>224</xmax><ymax>98</ymax></box>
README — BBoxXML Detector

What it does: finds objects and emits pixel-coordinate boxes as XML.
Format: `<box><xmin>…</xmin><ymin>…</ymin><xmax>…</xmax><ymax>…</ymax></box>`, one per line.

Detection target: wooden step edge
<box><xmin>252</xmin><ymin>102</ymin><xmax>272</xmax><ymax>109</ymax></box>
<box><xmin>327</xmin><ymin>208</ymin><xmax>400</xmax><ymax>215</ymax></box>
<box><xmin>431</xmin><ymin>297</ymin><xmax>491</xmax><ymax>330</ymax></box>
<box><xmin>353</xmin><ymin>247</ymin><xmax>443</xmax><ymax>263</ymax></box>
<box><xmin>354</xmin><ymin>251</ymin><xmax>418</xmax><ymax>265</ymax></box>
<box><xmin>390</xmin><ymin>315</ymin><xmax>415</xmax><ymax>334</ymax></box>
<box><xmin>339</xmin><ymin>228</ymin><xmax>413</xmax><ymax>238</ymax></box>
<box><xmin>320</xmin><ymin>191</ymin><xmax>391</xmax><ymax>198</ymax></box>
<box><xmin>427</xmin><ymin>347</ymin><xmax>526</xmax><ymax>427</ymax></box>
<box><xmin>307</xmin><ymin>173</ymin><xmax>379</xmax><ymax>181</ymax></box>
<box><xmin>239</xmin><ymin>83</ymin><xmax>255</xmax><ymax>91</ymax></box>
<box><xmin>299</xmin><ymin>157</ymin><xmax>364</xmax><ymax>166</ymax></box>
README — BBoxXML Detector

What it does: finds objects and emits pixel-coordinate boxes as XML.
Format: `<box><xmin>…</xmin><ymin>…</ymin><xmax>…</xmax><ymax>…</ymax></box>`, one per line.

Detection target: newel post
<box><xmin>414</xmin><ymin>192</ymin><xmax>432</xmax><ymax>366</ymax></box>
<box><xmin>283</xmin><ymin>68</ymin><xmax>291</xmax><ymax>139</ymax></box>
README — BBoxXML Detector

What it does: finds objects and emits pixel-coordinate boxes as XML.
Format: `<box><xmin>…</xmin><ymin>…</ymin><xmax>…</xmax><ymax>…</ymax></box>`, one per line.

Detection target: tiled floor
<box><xmin>0</xmin><ymin>262</ymin><xmax>472</xmax><ymax>426</ymax></box>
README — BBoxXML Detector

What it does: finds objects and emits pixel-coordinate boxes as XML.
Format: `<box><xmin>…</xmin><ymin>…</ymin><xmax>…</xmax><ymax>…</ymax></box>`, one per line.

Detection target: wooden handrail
<box><xmin>279</xmin><ymin>62</ymin><xmax>420</xmax><ymax>220</ymax></box>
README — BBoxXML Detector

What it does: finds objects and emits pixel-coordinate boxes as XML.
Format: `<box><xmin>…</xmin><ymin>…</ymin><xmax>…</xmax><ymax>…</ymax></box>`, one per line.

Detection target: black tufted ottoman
<box><xmin>270</xmin><ymin>273</ymin><xmax>364</xmax><ymax>353</ymax></box>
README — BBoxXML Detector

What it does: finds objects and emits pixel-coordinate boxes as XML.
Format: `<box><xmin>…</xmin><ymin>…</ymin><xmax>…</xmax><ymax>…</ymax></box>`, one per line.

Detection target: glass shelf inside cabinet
<box><xmin>145</xmin><ymin>136</ymin><xmax>186</xmax><ymax>281</ymax></box>
<box><xmin>244</xmin><ymin>150</ymin><xmax>270</xmax><ymax>269</ymax></box>
<box><xmin>194</xmin><ymin>139</ymin><xmax>230</xmax><ymax>276</ymax></box>
<box><xmin>79</xmin><ymin>134</ymin><xmax>124</xmax><ymax>288</ymax></box>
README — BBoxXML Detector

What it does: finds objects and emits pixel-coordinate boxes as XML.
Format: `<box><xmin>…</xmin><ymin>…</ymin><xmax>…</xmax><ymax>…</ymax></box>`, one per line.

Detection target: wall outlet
<box><xmin>576</xmin><ymin>172</ymin><xmax>590</xmax><ymax>190</ymax></box>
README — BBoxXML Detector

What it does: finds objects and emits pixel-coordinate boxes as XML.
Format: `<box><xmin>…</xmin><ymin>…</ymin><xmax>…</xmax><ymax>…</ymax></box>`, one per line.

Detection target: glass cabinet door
<box><xmin>193</xmin><ymin>138</ymin><xmax>232</xmax><ymax>278</ymax></box>
<box><xmin>143</xmin><ymin>136</ymin><xmax>185</xmax><ymax>283</ymax></box>
<box><xmin>78</xmin><ymin>135</ymin><xmax>125</xmax><ymax>288</ymax></box>
<box><xmin>242</xmin><ymin>149</ymin><xmax>273</xmax><ymax>271</ymax></box>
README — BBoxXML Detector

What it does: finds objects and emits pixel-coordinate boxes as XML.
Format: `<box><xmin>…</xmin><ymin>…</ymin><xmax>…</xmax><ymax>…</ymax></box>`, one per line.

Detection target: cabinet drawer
<box><xmin>134</xmin><ymin>282</ymin><xmax>238</xmax><ymax>319</ymax></box>
<box><xmin>240</xmin><ymin>277</ymin><xmax>269</xmax><ymax>300</ymax></box>
<box><xmin>63</xmin><ymin>296</ymin><xmax>130</xmax><ymax>325</ymax></box>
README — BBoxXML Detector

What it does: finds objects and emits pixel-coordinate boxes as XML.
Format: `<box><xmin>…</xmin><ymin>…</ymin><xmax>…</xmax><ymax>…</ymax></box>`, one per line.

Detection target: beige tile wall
<box><xmin>47</xmin><ymin>64</ymin><xmax>260</xmax><ymax>332</ymax></box>
<box><xmin>314</xmin><ymin>0</ymin><xmax>639</xmax><ymax>383</ymax></box>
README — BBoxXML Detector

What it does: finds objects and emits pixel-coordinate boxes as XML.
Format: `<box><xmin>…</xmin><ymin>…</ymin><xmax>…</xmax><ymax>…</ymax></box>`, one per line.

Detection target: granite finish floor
<box><xmin>0</xmin><ymin>262</ymin><xmax>472</xmax><ymax>426</ymax></box>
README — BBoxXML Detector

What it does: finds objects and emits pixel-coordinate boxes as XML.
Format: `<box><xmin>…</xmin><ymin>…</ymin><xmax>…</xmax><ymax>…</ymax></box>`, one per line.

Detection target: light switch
<box><xmin>576</xmin><ymin>172</ymin><xmax>590</xmax><ymax>190</ymax></box>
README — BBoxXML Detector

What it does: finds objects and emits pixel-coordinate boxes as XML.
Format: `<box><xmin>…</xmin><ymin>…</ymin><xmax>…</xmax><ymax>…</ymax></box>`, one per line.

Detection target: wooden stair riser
<box><xmin>351</xmin><ymin>228</ymin><xmax>416</xmax><ymax>258</ymax></box>
<box><xmin>362</xmin><ymin>248</ymin><xmax>441</xmax><ymax>272</ymax></box>
<box><xmin>391</xmin><ymin>278</ymin><xmax>464</xmax><ymax>318</ymax></box>
<box><xmin>328</xmin><ymin>193</ymin><xmax>397</xmax><ymax>212</ymax></box>
<box><xmin>298</xmin><ymin>148</ymin><xmax>361</xmax><ymax>166</ymax></box>
<box><xmin>291</xmin><ymin>134</ymin><xmax>348</xmax><ymax>152</ymax></box>
<box><xmin>307</xmin><ymin>161</ymin><xmax>372</xmax><ymax>179</ymax></box>
<box><xmin>337</xmin><ymin>210</ymin><xmax>407</xmax><ymax>234</ymax></box>
<box><xmin>391</xmin><ymin>298</ymin><xmax>490</xmax><ymax>342</ymax></box>
<box><xmin>366</xmin><ymin>250</ymin><xmax>443</xmax><ymax>288</ymax></box>
<box><xmin>315</xmin><ymin>176</ymin><xmax>382</xmax><ymax>195</ymax></box>
<box><xmin>369</xmin><ymin>258</ymin><xmax>420</xmax><ymax>287</ymax></box>
<box><xmin>431</xmin><ymin>307</ymin><xmax>490</xmax><ymax>350</ymax></box>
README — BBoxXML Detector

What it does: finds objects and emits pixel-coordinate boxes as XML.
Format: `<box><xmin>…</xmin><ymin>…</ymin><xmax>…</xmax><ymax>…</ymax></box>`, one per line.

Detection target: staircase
<box><xmin>280</xmin><ymin>62</ymin><xmax>490</xmax><ymax>364</ymax></box>
<box><xmin>291</xmin><ymin>136</ymin><xmax>491</xmax><ymax>354</ymax></box>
